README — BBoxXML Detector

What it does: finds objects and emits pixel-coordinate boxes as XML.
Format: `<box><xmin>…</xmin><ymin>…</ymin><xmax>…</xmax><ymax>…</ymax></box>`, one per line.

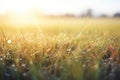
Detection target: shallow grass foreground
<box><xmin>0</xmin><ymin>18</ymin><xmax>120</xmax><ymax>80</ymax></box>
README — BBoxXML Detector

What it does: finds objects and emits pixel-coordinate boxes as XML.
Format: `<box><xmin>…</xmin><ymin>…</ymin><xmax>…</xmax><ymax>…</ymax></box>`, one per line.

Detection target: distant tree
<box><xmin>113</xmin><ymin>13</ymin><xmax>120</xmax><ymax>18</ymax></box>
<box><xmin>79</xmin><ymin>14</ymin><xmax>86</xmax><ymax>17</ymax></box>
<box><xmin>79</xmin><ymin>9</ymin><xmax>93</xmax><ymax>18</ymax></box>
<box><xmin>100</xmin><ymin>14</ymin><xmax>108</xmax><ymax>18</ymax></box>
<box><xmin>86</xmin><ymin>9</ymin><xmax>92</xmax><ymax>17</ymax></box>
<box><xmin>64</xmin><ymin>14</ymin><xmax>75</xmax><ymax>17</ymax></box>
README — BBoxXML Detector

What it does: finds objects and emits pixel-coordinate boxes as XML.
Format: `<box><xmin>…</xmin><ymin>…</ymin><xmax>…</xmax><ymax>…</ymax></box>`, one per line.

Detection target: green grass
<box><xmin>0</xmin><ymin>18</ymin><xmax>120</xmax><ymax>80</ymax></box>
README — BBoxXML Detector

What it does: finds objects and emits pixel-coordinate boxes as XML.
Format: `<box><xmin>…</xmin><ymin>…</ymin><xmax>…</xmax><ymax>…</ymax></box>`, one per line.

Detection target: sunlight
<box><xmin>0</xmin><ymin>0</ymin><xmax>119</xmax><ymax>27</ymax></box>
<box><xmin>8</xmin><ymin>13</ymin><xmax>40</xmax><ymax>27</ymax></box>
<box><xmin>0</xmin><ymin>0</ymin><xmax>119</xmax><ymax>16</ymax></box>
<box><xmin>0</xmin><ymin>0</ymin><xmax>32</xmax><ymax>14</ymax></box>
<box><xmin>0</xmin><ymin>0</ymin><xmax>41</xmax><ymax>27</ymax></box>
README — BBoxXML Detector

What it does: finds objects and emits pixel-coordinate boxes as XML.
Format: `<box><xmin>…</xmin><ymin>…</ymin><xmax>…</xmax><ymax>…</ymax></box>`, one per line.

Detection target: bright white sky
<box><xmin>0</xmin><ymin>0</ymin><xmax>120</xmax><ymax>16</ymax></box>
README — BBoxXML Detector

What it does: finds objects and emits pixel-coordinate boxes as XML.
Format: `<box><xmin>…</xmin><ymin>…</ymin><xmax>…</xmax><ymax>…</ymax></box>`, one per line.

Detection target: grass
<box><xmin>0</xmin><ymin>18</ymin><xmax>120</xmax><ymax>80</ymax></box>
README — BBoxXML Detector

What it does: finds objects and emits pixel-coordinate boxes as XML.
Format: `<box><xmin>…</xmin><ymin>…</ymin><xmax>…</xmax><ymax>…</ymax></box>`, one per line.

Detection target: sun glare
<box><xmin>8</xmin><ymin>13</ymin><xmax>40</xmax><ymax>27</ymax></box>
<box><xmin>0</xmin><ymin>0</ymin><xmax>41</xmax><ymax>27</ymax></box>
<box><xmin>0</xmin><ymin>0</ymin><xmax>33</xmax><ymax>14</ymax></box>
<box><xmin>0</xmin><ymin>0</ymin><xmax>65</xmax><ymax>15</ymax></box>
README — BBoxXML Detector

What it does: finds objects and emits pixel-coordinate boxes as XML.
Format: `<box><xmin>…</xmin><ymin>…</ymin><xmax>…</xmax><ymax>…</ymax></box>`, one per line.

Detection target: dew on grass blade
<box><xmin>0</xmin><ymin>58</ymin><xmax>3</xmax><ymax>61</ymax></box>
<box><xmin>7</xmin><ymin>40</ymin><xmax>12</xmax><ymax>44</ymax></box>
<box><xmin>12</xmin><ymin>64</ymin><xmax>16</xmax><ymax>67</ymax></box>
<box><xmin>21</xmin><ymin>63</ymin><xmax>26</xmax><ymax>67</ymax></box>
<box><xmin>23</xmin><ymin>72</ymin><xmax>27</xmax><ymax>76</ymax></box>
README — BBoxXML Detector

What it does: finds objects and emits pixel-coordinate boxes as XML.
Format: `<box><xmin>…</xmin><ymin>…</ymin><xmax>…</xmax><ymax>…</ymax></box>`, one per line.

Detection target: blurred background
<box><xmin>0</xmin><ymin>0</ymin><xmax>120</xmax><ymax>27</ymax></box>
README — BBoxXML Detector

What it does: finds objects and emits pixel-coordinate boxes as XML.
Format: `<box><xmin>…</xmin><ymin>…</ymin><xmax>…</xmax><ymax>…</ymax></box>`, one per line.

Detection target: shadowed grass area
<box><xmin>0</xmin><ymin>18</ymin><xmax>120</xmax><ymax>80</ymax></box>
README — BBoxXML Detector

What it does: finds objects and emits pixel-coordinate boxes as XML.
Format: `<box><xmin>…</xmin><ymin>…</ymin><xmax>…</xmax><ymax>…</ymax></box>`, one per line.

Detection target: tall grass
<box><xmin>0</xmin><ymin>18</ymin><xmax>120</xmax><ymax>80</ymax></box>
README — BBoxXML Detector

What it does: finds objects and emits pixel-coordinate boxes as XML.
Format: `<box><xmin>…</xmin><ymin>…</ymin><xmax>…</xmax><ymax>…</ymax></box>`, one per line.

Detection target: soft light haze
<box><xmin>0</xmin><ymin>0</ymin><xmax>120</xmax><ymax>16</ymax></box>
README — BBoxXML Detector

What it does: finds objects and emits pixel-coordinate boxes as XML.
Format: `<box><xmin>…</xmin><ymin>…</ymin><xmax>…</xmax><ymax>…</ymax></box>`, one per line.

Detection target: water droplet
<box><xmin>94</xmin><ymin>64</ymin><xmax>98</xmax><ymax>69</ymax></box>
<box><xmin>14</xmin><ymin>68</ymin><xmax>17</xmax><ymax>71</ymax></box>
<box><xmin>0</xmin><ymin>58</ymin><xmax>3</xmax><ymax>61</ymax></box>
<box><xmin>7</xmin><ymin>52</ymin><xmax>10</xmax><ymax>56</ymax></box>
<box><xmin>19</xmin><ymin>58</ymin><xmax>22</xmax><ymax>61</ymax></box>
<box><xmin>82</xmin><ymin>64</ymin><xmax>86</xmax><ymax>67</ymax></box>
<box><xmin>7</xmin><ymin>40</ymin><xmax>12</xmax><ymax>44</ymax></box>
<box><xmin>23</xmin><ymin>72</ymin><xmax>27</xmax><ymax>76</ymax></box>
<box><xmin>82</xmin><ymin>51</ymin><xmax>86</xmax><ymax>54</ymax></box>
<box><xmin>12</xmin><ymin>64</ymin><xmax>15</xmax><ymax>67</ymax></box>
<box><xmin>21</xmin><ymin>63</ymin><xmax>26</xmax><ymax>67</ymax></box>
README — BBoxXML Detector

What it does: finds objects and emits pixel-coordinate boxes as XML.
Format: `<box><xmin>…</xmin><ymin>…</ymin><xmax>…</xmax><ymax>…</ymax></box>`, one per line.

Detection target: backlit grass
<box><xmin>0</xmin><ymin>18</ymin><xmax>120</xmax><ymax>80</ymax></box>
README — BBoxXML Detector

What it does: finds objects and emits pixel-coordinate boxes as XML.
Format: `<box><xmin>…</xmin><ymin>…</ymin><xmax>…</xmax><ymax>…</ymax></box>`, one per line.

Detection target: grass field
<box><xmin>0</xmin><ymin>18</ymin><xmax>120</xmax><ymax>80</ymax></box>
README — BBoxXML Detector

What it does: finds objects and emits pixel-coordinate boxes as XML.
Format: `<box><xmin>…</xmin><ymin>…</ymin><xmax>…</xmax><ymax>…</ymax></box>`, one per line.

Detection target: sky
<box><xmin>0</xmin><ymin>0</ymin><xmax>120</xmax><ymax>16</ymax></box>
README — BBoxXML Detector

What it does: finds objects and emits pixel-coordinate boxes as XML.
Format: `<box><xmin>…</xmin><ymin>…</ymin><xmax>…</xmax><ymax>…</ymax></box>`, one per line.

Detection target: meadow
<box><xmin>0</xmin><ymin>17</ymin><xmax>120</xmax><ymax>80</ymax></box>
